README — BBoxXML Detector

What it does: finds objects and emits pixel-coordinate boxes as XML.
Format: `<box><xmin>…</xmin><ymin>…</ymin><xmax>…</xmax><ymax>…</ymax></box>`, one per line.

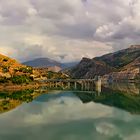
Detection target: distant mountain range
<box><xmin>68</xmin><ymin>45</ymin><xmax>140</xmax><ymax>81</ymax></box>
<box><xmin>23</xmin><ymin>58</ymin><xmax>78</xmax><ymax>71</ymax></box>
<box><xmin>23</xmin><ymin>58</ymin><xmax>62</xmax><ymax>68</ymax></box>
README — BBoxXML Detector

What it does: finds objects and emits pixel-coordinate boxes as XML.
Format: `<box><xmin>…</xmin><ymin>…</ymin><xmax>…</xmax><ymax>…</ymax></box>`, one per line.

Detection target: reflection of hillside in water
<box><xmin>103</xmin><ymin>83</ymin><xmax>140</xmax><ymax>95</ymax></box>
<box><xmin>0</xmin><ymin>89</ymin><xmax>39</xmax><ymax>114</ymax></box>
<box><xmin>73</xmin><ymin>83</ymin><xmax>140</xmax><ymax>114</ymax></box>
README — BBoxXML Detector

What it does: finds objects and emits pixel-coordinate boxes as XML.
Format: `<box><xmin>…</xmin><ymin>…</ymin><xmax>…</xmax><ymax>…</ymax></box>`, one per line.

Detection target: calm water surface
<box><xmin>0</xmin><ymin>83</ymin><xmax>140</xmax><ymax>140</ymax></box>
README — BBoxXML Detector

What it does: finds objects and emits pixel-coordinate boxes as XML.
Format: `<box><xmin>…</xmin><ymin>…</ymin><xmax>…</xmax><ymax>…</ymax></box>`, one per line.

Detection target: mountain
<box><xmin>23</xmin><ymin>58</ymin><xmax>62</xmax><ymax>68</ymax></box>
<box><xmin>94</xmin><ymin>45</ymin><xmax>140</xmax><ymax>69</ymax></box>
<box><xmin>23</xmin><ymin>58</ymin><xmax>78</xmax><ymax>72</ymax></box>
<box><xmin>69</xmin><ymin>57</ymin><xmax>114</xmax><ymax>79</ymax></box>
<box><xmin>62</xmin><ymin>62</ymin><xmax>79</xmax><ymax>68</ymax></box>
<box><xmin>68</xmin><ymin>45</ymin><xmax>140</xmax><ymax>80</ymax></box>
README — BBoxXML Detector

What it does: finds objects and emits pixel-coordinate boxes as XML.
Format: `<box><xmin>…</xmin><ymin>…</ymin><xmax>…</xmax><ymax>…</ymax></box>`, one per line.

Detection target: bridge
<box><xmin>37</xmin><ymin>77</ymin><xmax>102</xmax><ymax>93</ymax></box>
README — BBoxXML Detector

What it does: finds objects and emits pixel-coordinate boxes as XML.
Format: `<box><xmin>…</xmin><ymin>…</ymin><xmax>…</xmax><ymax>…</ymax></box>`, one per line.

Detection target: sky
<box><xmin>0</xmin><ymin>0</ymin><xmax>140</xmax><ymax>63</ymax></box>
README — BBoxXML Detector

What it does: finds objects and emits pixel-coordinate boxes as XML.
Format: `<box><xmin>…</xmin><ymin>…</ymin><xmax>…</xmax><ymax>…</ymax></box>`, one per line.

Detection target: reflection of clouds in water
<box><xmin>0</xmin><ymin>93</ymin><xmax>140</xmax><ymax>140</ymax></box>
<box><xmin>95</xmin><ymin>122</ymin><xmax>121</xmax><ymax>137</ymax></box>
<box><xmin>24</xmin><ymin>96</ymin><xmax>114</xmax><ymax>124</ymax></box>
<box><xmin>124</xmin><ymin>132</ymin><xmax>140</xmax><ymax>140</ymax></box>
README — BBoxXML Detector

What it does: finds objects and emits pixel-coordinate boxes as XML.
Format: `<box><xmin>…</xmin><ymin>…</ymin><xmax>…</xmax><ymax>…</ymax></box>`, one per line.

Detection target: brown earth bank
<box><xmin>0</xmin><ymin>82</ymin><xmax>48</xmax><ymax>91</ymax></box>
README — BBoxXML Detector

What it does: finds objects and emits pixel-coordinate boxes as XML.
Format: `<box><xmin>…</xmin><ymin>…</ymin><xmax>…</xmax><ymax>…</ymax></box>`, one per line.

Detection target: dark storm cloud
<box><xmin>53</xmin><ymin>22</ymin><xmax>96</xmax><ymax>40</ymax></box>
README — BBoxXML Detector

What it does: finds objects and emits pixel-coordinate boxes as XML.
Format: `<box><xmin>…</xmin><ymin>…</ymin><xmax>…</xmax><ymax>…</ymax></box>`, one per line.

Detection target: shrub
<box><xmin>18</xmin><ymin>67</ymin><xmax>33</xmax><ymax>74</ymax></box>
<box><xmin>0</xmin><ymin>77</ymin><xmax>8</xmax><ymax>83</ymax></box>
<box><xmin>3</xmin><ymin>58</ymin><xmax>8</xmax><ymax>62</ymax></box>
<box><xmin>47</xmin><ymin>71</ymin><xmax>54</xmax><ymax>79</ymax></box>
<box><xmin>2</xmin><ymin>66</ymin><xmax>9</xmax><ymax>73</ymax></box>
<box><xmin>11</xmin><ymin>75</ymin><xmax>33</xmax><ymax>84</ymax></box>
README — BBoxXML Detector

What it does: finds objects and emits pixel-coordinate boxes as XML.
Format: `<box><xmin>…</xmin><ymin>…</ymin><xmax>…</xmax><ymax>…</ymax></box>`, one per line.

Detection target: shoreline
<box><xmin>0</xmin><ymin>80</ymin><xmax>139</xmax><ymax>92</ymax></box>
<box><xmin>0</xmin><ymin>82</ymin><xmax>48</xmax><ymax>91</ymax></box>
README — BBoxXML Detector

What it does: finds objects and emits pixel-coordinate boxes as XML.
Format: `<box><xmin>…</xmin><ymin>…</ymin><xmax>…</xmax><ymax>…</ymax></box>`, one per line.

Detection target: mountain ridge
<box><xmin>23</xmin><ymin>57</ymin><xmax>62</xmax><ymax>68</ymax></box>
<box><xmin>23</xmin><ymin>57</ymin><xmax>79</xmax><ymax>71</ymax></box>
<box><xmin>68</xmin><ymin>45</ymin><xmax>140</xmax><ymax>81</ymax></box>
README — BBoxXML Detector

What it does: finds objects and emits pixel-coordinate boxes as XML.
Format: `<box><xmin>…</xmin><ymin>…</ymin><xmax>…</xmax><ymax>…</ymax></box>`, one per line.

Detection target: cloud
<box><xmin>0</xmin><ymin>0</ymin><xmax>139</xmax><ymax>62</ymax></box>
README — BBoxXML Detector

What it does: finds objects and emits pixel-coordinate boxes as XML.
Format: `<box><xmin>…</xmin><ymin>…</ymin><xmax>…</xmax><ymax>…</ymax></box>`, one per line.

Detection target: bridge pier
<box><xmin>95</xmin><ymin>78</ymin><xmax>102</xmax><ymax>93</ymax></box>
<box><xmin>61</xmin><ymin>82</ymin><xmax>64</xmax><ymax>88</ymax></box>
<box><xmin>74</xmin><ymin>82</ymin><xmax>77</xmax><ymax>90</ymax></box>
<box><xmin>81</xmin><ymin>81</ymin><xmax>84</xmax><ymax>91</ymax></box>
<box><xmin>68</xmin><ymin>82</ymin><xmax>70</xmax><ymax>89</ymax></box>
<box><xmin>87</xmin><ymin>81</ymin><xmax>90</xmax><ymax>91</ymax></box>
<box><xmin>48</xmin><ymin>82</ymin><xmax>51</xmax><ymax>88</ymax></box>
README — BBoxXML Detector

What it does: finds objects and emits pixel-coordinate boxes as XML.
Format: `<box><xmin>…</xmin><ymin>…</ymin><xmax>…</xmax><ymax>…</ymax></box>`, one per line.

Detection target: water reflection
<box><xmin>0</xmin><ymin>87</ymin><xmax>140</xmax><ymax>140</ymax></box>
<box><xmin>0</xmin><ymin>89</ymin><xmax>40</xmax><ymax>113</ymax></box>
<box><xmin>0</xmin><ymin>83</ymin><xmax>140</xmax><ymax>140</ymax></box>
<box><xmin>0</xmin><ymin>82</ymin><xmax>140</xmax><ymax>114</ymax></box>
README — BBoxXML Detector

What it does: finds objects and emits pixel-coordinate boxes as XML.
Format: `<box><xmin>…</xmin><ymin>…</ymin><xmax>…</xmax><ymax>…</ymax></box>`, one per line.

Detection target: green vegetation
<box><xmin>2</xmin><ymin>66</ymin><xmax>9</xmax><ymax>73</ymax></box>
<box><xmin>0</xmin><ymin>77</ymin><xmax>8</xmax><ymax>83</ymax></box>
<box><xmin>47</xmin><ymin>71</ymin><xmax>69</xmax><ymax>79</ymax></box>
<box><xmin>14</xmin><ymin>66</ymin><xmax>33</xmax><ymax>74</ymax></box>
<box><xmin>47</xmin><ymin>71</ymin><xmax>54</xmax><ymax>79</ymax></box>
<box><xmin>0</xmin><ymin>89</ymin><xmax>35</xmax><ymax>113</ymax></box>
<box><xmin>11</xmin><ymin>75</ymin><xmax>33</xmax><ymax>84</ymax></box>
<box><xmin>0</xmin><ymin>89</ymin><xmax>34</xmax><ymax>102</ymax></box>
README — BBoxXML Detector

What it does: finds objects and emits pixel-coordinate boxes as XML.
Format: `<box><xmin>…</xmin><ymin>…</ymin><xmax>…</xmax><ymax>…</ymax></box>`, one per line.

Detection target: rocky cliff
<box><xmin>69</xmin><ymin>45</ymin><xmax>140</xmax><ymax>81</ymax></box>
<box><xmin>70</xmin><ymin>57</ymin><xmax>114</xmax><ymax>78</ymax></box>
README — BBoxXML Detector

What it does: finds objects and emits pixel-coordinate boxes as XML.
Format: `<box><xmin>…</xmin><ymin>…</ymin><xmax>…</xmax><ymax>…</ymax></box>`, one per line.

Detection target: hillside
<box><xmin>0</xmin><ymin>54</ymin><xmax>34</xmax><ymax>84</ymax></box>
<box><xmin>0</xmin><ymin>54</ymin><xmax>33</xmax><ymax>77</ymax></box>
<box><xmin>94</xmin><ymin>45</ymin><xmax>140</xmax><ymax>69</ymax></box>
<box><xmin>69</xmin><ymin>57</ymin><xmax>114</xmax><ymax>79</ymax></box>
<box><xmin>68</xmin><ymin>45</ymin><xmax>140</xmax><ymax>80</ymax></box>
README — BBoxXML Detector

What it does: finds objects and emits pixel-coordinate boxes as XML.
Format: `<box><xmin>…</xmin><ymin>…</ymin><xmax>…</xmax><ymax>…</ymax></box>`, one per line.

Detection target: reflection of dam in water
<box><xmin>39</xmin><ymin>78</ymin><xmax>140</xmax><ymax>95</ymax></box>
<box><xmin>39</xmin><ymin>78</ymin><xmax>102</xmax><ymax>93</ymax></box>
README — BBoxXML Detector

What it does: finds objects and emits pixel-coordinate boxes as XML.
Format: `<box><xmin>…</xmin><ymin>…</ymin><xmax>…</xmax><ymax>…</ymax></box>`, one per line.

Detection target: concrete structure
<box><xmin>38</xmin><ymin>77</ymin><xmax>102</xmax><ymax>93</ymax></box>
